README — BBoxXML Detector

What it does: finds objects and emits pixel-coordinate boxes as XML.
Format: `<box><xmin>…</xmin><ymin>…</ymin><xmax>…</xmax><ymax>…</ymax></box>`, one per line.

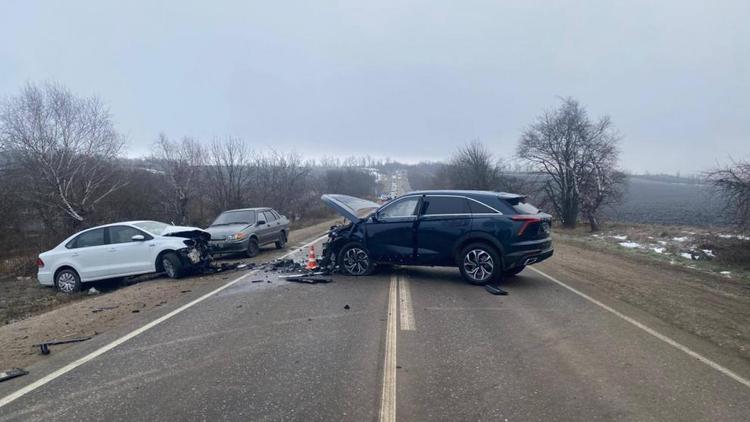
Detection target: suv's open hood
<box><xmin>321</xmin><ymin>194</ymin><xmax>380</xmax><ymax>223</ymax></box>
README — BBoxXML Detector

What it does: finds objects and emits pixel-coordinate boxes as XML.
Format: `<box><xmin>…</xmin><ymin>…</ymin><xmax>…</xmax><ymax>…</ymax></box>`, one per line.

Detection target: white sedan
<box><xmin>37</xmin><ymin>221</ymin><xmax>211</xmax><ymax>293</ymax></box>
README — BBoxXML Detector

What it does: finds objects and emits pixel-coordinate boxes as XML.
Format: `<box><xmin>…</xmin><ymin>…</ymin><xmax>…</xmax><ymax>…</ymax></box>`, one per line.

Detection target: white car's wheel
<box><xmin>161</xmin><ymin>252</ymin><xmax>184</xmax><ymax>279</ymax></box>
<box><xmin>55</xmin><ymin>268</ymin><xmax>81</xmax><ymax>294</ymax></box>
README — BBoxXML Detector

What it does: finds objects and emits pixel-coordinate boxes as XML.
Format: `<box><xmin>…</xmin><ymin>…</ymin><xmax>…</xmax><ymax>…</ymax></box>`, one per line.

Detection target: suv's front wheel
<box><xmin>459</xmin><ymin>243</ymin><xmax>501</xmax><ymax>285</ymax></box>
<box><xmin>338</xmin><ymin>242</ymin><xmax>374</xmax><ymax>276</ymax></box>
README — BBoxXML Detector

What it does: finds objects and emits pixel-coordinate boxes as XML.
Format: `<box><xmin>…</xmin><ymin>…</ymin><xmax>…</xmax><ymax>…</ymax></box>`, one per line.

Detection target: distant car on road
<box><xmin>37</xmin><ymin>221</ymin><xmax>212</xmax><ymax>293</ymax></box>
<box><xmin>321</xmin><ymin>191</ymin><xmax>553</xmax><ymax>284</ymax></box>
<box><xmin>205</xmin><ymin>208</ymin><xmax>289</xmax><ymax>257</ymax></box>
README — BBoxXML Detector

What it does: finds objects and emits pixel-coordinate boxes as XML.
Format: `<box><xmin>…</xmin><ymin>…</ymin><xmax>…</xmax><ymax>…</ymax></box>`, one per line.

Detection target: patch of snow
<box><xmin>679</xmin><ymin>252</ymin><xmax>695</xmax><ymax>260</ymax></box>
<box><xmin>651</xmin><ymin>247</ymin><xmax>666</xmax><ymax>254</ymax></box>
<box><xmin>619</xmin><ymin>242</ymin><xmax>641</xmax><ymax>249</ymax></box>
<box><xmin>647</xmin><ymin>236</ymin><xmax>655</xmax><ymax>239</ymax></box>
<box><xmin>717</xmin><ymin>234</ymin><xmax>750</xmax><ymax>240</ymax></box>
<box><xmin>672</xmin><ymin>236</ymin><xmax>689</xmax><ymax>242</ymax></box>
<box><xmin>610</xmin><ymin>235</ymin><xmax>628</xmax><ymax>241</ymax></box>
<box><xmin>720</xmin><ymin>271</ymin><xmax>731</xmax><ymax>276</ymax></box>
<box><xmin>657</xmin><ymin>240</ymin><xmax>668</xmax><ymax>245</ymax></box>
<box><xmin>701</xmin><ymin>249</ymin><xmax>715</xmax><ymax>258</ymax></box>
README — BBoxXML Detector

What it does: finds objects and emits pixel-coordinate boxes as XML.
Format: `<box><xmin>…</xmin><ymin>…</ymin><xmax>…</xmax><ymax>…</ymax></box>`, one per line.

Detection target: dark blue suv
<box><xmin>321</xmin><ymin>190</ymin><xmax>553</xmax><ymax>284</ymax></box>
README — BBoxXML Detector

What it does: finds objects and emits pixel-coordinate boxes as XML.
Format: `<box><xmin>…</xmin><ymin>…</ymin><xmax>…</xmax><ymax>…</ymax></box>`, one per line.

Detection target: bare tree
<box><xmin>151</xmin><ymin>133</ymin><xmax>205</xmax><ymax>224</ymax></box>
<box><xmin>518</xmin><ymin>97</ymin><xmax>622</xmax><ymax>230</ymax></box>
<box><xmin>707</xmin><ymin>159</ymin><xmax>750</xmax><ymax>231</ymax></box>
<box><xmin>205</xmin><ymin>137</ymin><xmax>251</xmax><ymax>213</ymax></box>
<box><xmin>0</xmin><ymin>83</ymin><xmax>125</xmax><ymax>230</ymax></box>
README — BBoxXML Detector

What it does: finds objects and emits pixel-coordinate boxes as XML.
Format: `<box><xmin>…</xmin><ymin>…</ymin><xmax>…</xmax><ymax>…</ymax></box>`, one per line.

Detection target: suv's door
<box><xmin>366</xmin><ymin>196</ymin><xmax>421</xmax><ymax>262</ymax></box>
<box><xmin>106</xmin><ymin>225</ymin><xmax>155</xmax><ymax>275</ymax></box>
<box><xmin>415</xmin><ymin>195</ymin><xmax>472</xmax><ymax>265</ymax></box>
<box><xmin>66</xmin><ymin>228</ymin><xmax>110</xmax><ymax>280</ymax></box>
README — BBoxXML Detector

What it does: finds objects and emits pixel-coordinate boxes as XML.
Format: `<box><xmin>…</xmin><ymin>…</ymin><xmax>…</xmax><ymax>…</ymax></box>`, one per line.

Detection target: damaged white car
<box><xmin>37</xmin><ymin>221</ymin><xmax>211</xmax><ymax>293</ymax></box>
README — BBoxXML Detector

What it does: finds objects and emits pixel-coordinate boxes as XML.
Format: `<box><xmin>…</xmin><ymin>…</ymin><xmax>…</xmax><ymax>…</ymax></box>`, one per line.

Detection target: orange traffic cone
<box><xmin>306</xmin><ymin>245</ymin><xmax>318</xmax><ymax>270</ymax></box>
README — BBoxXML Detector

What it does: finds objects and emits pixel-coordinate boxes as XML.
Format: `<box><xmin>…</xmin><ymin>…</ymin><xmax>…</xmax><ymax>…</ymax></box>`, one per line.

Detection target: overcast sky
<box><xmin>2</xmin><ymin>0</ymin><xmax>748</xmax><ymax>174</ymax></box>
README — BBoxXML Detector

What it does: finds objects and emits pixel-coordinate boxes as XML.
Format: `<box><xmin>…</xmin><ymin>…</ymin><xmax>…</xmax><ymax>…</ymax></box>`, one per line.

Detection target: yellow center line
<box><xmin>379</xmin><ymin>275</ymin><xmax>398</xmax><ymax>422</ymax></box>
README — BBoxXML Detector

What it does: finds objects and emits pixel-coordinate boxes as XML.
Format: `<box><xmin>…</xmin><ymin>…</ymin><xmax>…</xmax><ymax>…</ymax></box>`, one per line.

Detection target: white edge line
<box><xmin>529</xmin><ymin>266</ymin><xmax>750</xmax><ymax>389</ymax></box>
<box><xmin>0</xmin><ymin>234</ymin><xmax>329</xmax><ymax>409</ymax></box>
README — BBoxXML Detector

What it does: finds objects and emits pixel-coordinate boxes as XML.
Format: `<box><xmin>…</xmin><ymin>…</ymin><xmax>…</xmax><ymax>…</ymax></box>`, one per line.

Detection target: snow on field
<box><xmin>672</xmin><ymin>236</ymin><xmax>689</xmax><ymax>242</ymax></box>
<box><xmin>718</xmin><ymin>234</ymin><xmax>750</xmax><ymax>240</ymax></box>
<box><xmin>679</xmin><ymin>252</ymin><xmax>695</xmax><ymax>260</ymax></box>
<box><xmin>651</xmin><ymin>246</ymin><xmax>666</xmax><ymax>254</ymax></box>
<box><xmin>619</xmin><ymin>241</ymin><xmax>641</xmax><ymax>249</ymax></box>
<box><xmin>720</xmin><ymin>271</ymin><xmax>732</xmax><ymax>277</ymax></box>
<box><xmin>610</xmin><ymin>235</ymin><xmax>628</xmax><ymax>240</ymax></box>
<box><xmin>702</xmin><ymin>249</ymin><xmax>715</xmax><ymax>258</ymax></box>
<box><xmin>657</xmin><ymin>240</ymin><xmax>668</xmax><ymax>245</ymax></box>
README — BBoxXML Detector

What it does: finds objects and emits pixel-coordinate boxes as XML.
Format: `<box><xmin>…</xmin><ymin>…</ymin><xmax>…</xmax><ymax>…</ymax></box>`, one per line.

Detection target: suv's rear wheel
<box><xmin>338</xmin><ymin>242</ymin><xmax>374</xmax><ymax>276</ymax></box>
<box><xmin>459</xmin><ymin>243</ymin><xmax>501</xmax><ymax>285</ymax></box>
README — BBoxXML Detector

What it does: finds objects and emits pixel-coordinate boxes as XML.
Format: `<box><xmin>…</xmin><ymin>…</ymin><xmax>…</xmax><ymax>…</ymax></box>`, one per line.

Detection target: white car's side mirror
<box><xmin>131</xmin><ymin>234</ymin><xmax>146</xmax><ymax>241</ymax></box>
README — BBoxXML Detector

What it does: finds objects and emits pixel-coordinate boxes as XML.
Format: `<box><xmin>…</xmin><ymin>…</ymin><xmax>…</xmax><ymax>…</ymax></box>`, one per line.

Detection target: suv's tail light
<box><xmin>36</xmin><ymin>257</ymin><xmax>45</xmax><ymax>268</ymax></box>
<box><xmin>511</xmin><ymin>215</ymin><xmax>541</xmax><ymax>236</ymax></box>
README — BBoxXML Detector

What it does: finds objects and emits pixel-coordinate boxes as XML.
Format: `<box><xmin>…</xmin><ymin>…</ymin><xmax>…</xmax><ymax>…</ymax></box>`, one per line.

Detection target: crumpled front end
<box><xmin>167</xmin><ymin>230</ymin><xmax>213</xmax><ymax>271</ymax></box>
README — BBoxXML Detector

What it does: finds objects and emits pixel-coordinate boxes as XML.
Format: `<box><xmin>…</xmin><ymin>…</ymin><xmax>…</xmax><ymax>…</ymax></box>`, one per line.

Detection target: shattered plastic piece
<box><xmin>180</xmin><ymin>289</ymin><xmax>192</xmax><ymax>293</ymax></box>
<box><xmin>344</xmin><ymin>304</ymin><xmax>350</xmax><ymax>310</ymax></box>
<box><xmin>33</xmin><ymin>336</ymin><xmax>92</xmax><ymax>355</ymax></box>
<box><xmin>0</xmin><ymin>368</ymin><xmax>28</xmax><ymax>383</ymax></box>
<box><xmin>484</xmin><ymin>284</ymin><xmax>508</xmax><ymax>295</ymax></box>
<box><xmin>88</xmin><ymin>287</ymin><xmax>100</xmax><ymax>295</ymax></box>
<box><xmin>285</xmin><ymin>276</ymin><xmax>333</xmax><ymax>284</ymax></box>
<box><xmin>251</xmin><ymin>279</ymin><xmax>264</xmax><ymax>283</ymax></box>
<box><xmin>92</xmin><ymin>305</ymin><xmax>118</xmax><ymax>313</ymax></box>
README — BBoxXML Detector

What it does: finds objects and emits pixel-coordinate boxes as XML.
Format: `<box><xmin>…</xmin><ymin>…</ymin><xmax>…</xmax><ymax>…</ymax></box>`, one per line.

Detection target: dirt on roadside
<box><xmin>0</xmin><ymin>218</ymin><xmax>339</xmax><ymax>369</ymax></box>
<box><xmin>539</xmin><ymin>235</ymin><xmax>750</xmax><ymax>362</ymax></box>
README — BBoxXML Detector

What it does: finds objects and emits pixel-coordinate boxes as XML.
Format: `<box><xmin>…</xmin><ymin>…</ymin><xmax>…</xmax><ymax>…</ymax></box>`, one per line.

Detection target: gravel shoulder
<box><xmin>0</xmin><ymin>218</ymin><xmax>339</xmax><ymax>370</ymax></box>
<box><xmin>538</xmin><ymin>232</ymin><xmax>750</xmax><ymax>363</ymax></box>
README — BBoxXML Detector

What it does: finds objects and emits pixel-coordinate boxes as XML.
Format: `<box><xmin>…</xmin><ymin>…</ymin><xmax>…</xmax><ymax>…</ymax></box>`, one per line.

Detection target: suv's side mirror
<box><xmin>131</xmin><ymin>234</ymin><xmax>145</xmax><ymax>241</ymax></box>
<box><xmin>256</xmin><ymin>220</ymin><xmax>266</xmax><ymax>226</ymax></box>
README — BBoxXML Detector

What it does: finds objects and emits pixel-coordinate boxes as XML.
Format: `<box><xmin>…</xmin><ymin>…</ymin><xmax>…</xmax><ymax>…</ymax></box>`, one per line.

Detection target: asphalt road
<box><xmin>1</xmin><ymin>238</ymin><xmax>750</xmax><ymax>421</ymax></box>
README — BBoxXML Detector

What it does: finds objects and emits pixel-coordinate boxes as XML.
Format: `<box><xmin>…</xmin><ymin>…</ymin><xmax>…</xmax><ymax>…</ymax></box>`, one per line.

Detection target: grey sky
<box><xmin>2</xmin><ymin>0</ymin><xmax>748</xmax><ymax>174</ymax></box>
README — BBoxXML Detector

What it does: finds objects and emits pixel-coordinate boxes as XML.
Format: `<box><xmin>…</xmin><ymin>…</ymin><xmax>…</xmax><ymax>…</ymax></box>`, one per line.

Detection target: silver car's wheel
<box><xmin>462</xmin><ymin>249</ymin><xmax>495</xmax><ymax>283</ymax></box>
<box><xmin>56</xmin><ymin>269</ymin><xmax>80</xmax><ymax>293</ymax></box>
<box><xmin>341</xmin><ymin>246</ymin><xmax>371</xmax><ymax>276</ymax></box>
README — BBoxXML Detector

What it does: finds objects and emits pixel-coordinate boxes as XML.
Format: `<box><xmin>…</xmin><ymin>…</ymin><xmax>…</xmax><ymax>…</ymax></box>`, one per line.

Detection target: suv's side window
<box><xmin>423</xmin><ymin>196</ymin><xmax>470</xmax><ymax>215</ymax></box>
<box><xmin>109</xmin><ymin>226</ymin><xmax>150</xmax><ymax>244</ymax></box>
<box><xmin>67</xmin><ymin>228</ymin><xmax>106</xmax><ymax>249</ymax></box>
<box><xmin>379</xmin><ymin>197</ymin><xmax>420</xmax><ymax>219</ymax></box>
<box><xmin>468</xmin><ymin>200</ymin><xmax>498</xmax><ymax>214</ymax></box>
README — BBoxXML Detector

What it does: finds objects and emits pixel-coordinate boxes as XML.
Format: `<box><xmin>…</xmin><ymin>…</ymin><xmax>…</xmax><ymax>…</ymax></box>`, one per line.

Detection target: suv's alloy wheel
<box><xmin>338</xmin><ymin>243</ymin><xmax>373</xmax><ymax>276</ymax></box>
<box><xmin>459</xmin><ymin>243</ymin><xmax>501</xmax><ymax>285</ymax></box>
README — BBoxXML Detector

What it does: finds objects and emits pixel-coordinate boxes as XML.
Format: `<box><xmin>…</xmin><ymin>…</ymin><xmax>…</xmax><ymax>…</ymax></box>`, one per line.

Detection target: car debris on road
<box><xmin>33</xmin><ymin>336</ymin><xmax>92</xmax><ymax>355</ymax></box>
<box><xmin>0</xmin><ymin>368</ymin><xmax>28</xmax><ymax>383</ymax></box>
